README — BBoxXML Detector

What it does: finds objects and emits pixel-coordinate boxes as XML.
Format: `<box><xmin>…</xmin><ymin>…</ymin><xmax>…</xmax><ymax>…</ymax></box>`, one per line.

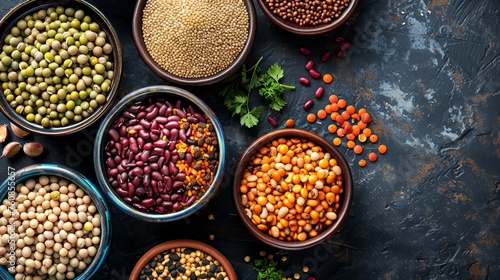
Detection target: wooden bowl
<box><xmin>129</xmin><ymin>239</ymin><xmax>237</xmax><ymax>280</ymax></box>
<box><xmin>232</xmin><ymin>128</ymin><xmax>353</xmax><ymax>250</ymax></box>
<box><xmin>256</xmin><ymin>0</ymin><xmax>359</xmax><ymax>35</ymax></box>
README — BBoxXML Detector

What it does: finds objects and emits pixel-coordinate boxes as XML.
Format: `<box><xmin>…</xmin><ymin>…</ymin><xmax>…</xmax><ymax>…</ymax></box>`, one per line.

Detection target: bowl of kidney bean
<box><xmin>256</xmin><ymin>0</ymin><xmax>359</xmax><ymax>35</ymax></box>
<box><xmin>0</xmin><ymin>164</ymin><xmax>111</xmax><ymax>280</ymax></box>
<box><xmin>129</xmin><ymin>239</ymin><xmax>236</xmax><ymax>280</ymax></box>
<box><xmin>94</xmin><ymin>85</ymin><xmax>226</xmax><ymax>222</ymax></box>
<box><xmin>233</xmin><ymin>128</ymin><xmax>353</xmax><ymax>250</ymax></box>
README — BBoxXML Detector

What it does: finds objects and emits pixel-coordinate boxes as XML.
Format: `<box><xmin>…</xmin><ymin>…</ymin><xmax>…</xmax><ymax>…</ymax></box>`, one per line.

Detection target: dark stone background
<box><xmin>1</xmin><ymin>0</ymin><xmax>499</xmax><ymax>279</ymax></box>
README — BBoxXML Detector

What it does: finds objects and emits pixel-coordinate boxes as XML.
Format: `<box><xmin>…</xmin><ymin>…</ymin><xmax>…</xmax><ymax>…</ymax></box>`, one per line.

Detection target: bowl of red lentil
<box><xmin>0</xmin><ymin>164</ymin><xmax>111</xmax><ymax>280</ymax></box>
<box><xmin>233</xmin><ymin>128</ymin><xmax>353</xmax><ymax>250</ymax></box>
<box><xmin>93</xmin><ymin>85</ymin><xmax>226</xmax><ymax>223</ymax></box>
<box><xmin>257</xmin><ymin>0</ymin><xmax>359</xmax><ymax>35</ymax></box>
<box><xmin>131</xmin><ymin>0</ymin><xmax>257</xmax><ymax>86</ymax></box>
<box><xmin>129</xmin><ymin>239</ymin><xmax>236</xmax><ymax>280</ymax></box>
<box><xmin>0</xmin><ymin>0</ymin><xmax>122</xmax><ymax>136</ymax></box>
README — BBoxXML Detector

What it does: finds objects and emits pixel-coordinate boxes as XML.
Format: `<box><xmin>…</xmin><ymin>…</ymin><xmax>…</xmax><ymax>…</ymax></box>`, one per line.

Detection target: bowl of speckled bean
<box><xmin>0</xmin><ymin>0</ymin><xmax>122</xmax><ymax>135</ymax></box>
<box><xmin>131</xmin><ymin>0</ymin><xmax>256</xmax><ymax>86</ymax></box>
<box><xmin>93</xmin><ymin>85</ymin><xmax>226</xmax><ymax>223</ymax></box>
<box><xmin>129</xmin><ymin>239</ymin><xmax>236</xmax><ymax>280</ymax></box>
<box><xmin>0</xmin><ymin>164</ymin><xmax>111</xmax><ymax>280</ymax></box>
<box><xmin>233</xmin><ymin>128</ymin><xmax>353</xmax><ymax>250</ymax></box>
<box><xmin>257</xmin><ymin>0</ymin><xmax>359</xmax><ymax>35</ymax></box>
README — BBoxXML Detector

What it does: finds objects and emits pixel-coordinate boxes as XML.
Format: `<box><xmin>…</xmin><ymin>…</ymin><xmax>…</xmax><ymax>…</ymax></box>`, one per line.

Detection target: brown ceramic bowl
<box><xmin>131</xmin><ymin>0</ymin><xmax>256</xmax><ymax>86</ymax></box>
<box><xmin>256</xmin><ymin>0</ymin><xmax>358</xmax><ymax>35</ymax></box>
<box><xmin>233</xmin><ymin>128</ymin><xmax>353</xmax><ymax>250</ymax></box>
<box><xmin>129</xmin><ymin>239</ymin><xmax>237</xmax><ymax>280</ymax></box>
<box><xmin>0</xmin><ymin>0</ymin><xmax>122</xmax><ymax>136</ymax></box>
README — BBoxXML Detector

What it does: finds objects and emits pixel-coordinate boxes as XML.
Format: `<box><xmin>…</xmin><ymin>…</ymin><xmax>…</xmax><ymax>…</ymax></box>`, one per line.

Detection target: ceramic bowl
<box><xmin>0</xmin><ymin>0</ymin><xmax>122</xmax><ymax>135</ymax></box>
<box><xmin>129</xmin><ymin>239</ymin><xmax>236</xmax><ymax>280</ymax></box>
<box><xmin>0</xmin><ymin>164</ymin><xmax>111</xmax><ymax>279</ymax></box>
<box><xmin>131</xmin><ymin>0</ymin><xmax>256</xmax><ymax>86</ymax></box>
<box><xmin>233</xmin><ymin>128</ymin><xmax>353</xmax><ymax>250</ymax></box>
<box><xmin>256</xmin><ymin>0</ymin><xmax>358</xmax><ymax>35</ymax></box>
<box><xmin>94</xmin><ymin>85</ymin><xmax>226</xmax><ymax>222</ymax></box>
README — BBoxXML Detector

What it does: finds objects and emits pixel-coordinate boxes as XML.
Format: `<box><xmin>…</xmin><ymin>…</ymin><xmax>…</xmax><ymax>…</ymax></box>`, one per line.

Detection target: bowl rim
<box><xmin>131</xmin><ymin>0</ymin><xmax>257</xmax><ymax>86</ymax></box>
<box><xmin>93</xmin><ymin>85</ymin><xmax>226</xmax><ymax>222</ymax></box>
<box><xmin>129</xmin><ymin>239</ymin><xmax>237</xmax><ymax>280</ymax></box>
<box><xmin>0</xmin><ymin>0</ymin><xmax>123</xmax><ymax>136</ymax></box>
<box><xmin>256</xmin><ymin>0</ymin><xmax>359</xmax><ymax>35</ymax></box>
<box><xmin>0</xmin><ymin>163</ymin><xmax>111</xmax><ymax>280</ymax></box>
<box><xmin>232</xmin><ymin>128</ymin><xmax>353</xmax><ymax>250</ymax></box>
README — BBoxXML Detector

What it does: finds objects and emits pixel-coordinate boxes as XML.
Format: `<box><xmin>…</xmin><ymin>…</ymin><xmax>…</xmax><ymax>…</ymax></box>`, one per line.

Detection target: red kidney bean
<box><xmin>129</xmin><ymin>137</ymin><xmax>138</xmax><ymax>153</ymax></box>
<box><xmin>303</xmin><ymin>99</ymin><xmax>314</xmax><ymax>110</ymax></box>
<box><xmin>155</xmin><ymin>116</ymin><xmax>168</xmax><ymax>124</ymax></box>
<box><xmin>139</xmin><ymin>119</ymin><xmax>151</xmax><ymax>129</ymax></box>
<box><xmin>335</xmin><ymin>37</ymin><xmax>344</xmax><ymax>42</ymax></box>
<box><xmin>142</xmin><ymin>175</ymin><xmax>150</xmax><ymax>188</ymax></box>
<box><xmin>299</xmin><ymin>76</ymin><xmax>310</xmax><ymax>85</ymax></box>
<box><xmin>315</xmin><ymin>86</ymin><xmax>324</xmax><ymax>99</ymax></box>
<box><xmin>267</xmin><ymin>116</ymin><xmax>278</xmax><ymax>127</ymax></box>
<box><xmin>172</xmin><ymin>202</ymin><xmax>182</xmax><ymax>211</ymax></box>
<box><xmin>167</xmin><ymin>115</ymin><xmax>181</xmax><ymax>122</ymax></box>
<box><xmin>146</xmin><ymin>107</ymin><xmax>158</xmax><ymax>121</ymax></box>
<box><xmin>173</xmin><ymin>173</ymin><xmax>185</xmax><ymax>181</ymax></box>
<box><xmin>321</xmin><ymin>51</ymin><xmax>331</xmax><ymax>62</ymax></box>
<box><xmin>107</xmin><ymin>168</ymin><xmax>118</xmax><ymax>177</ymax></box>
<box><xmin>141</xmin><ymin>198</ymin><xmax>155</xmax><ymax>207</ymax></box>
<box><xmin>193</xmin><ymin>112</ymin><xmax>206</xmax><ymax>122</ymax></box>
<box><xmin>158</xmin><ymin>104</ymin><xmax>168</xmax><ymax>116</ymax></box>
<box><xmin>136</xmin><ymin>111</ymin><xmax>147</xmax><ymax>120</ymax></box>
<box><xmin>187</xmin><ymin>116</ymin><xmax>198</xmax><ymax>123</ymax></box>
<box><xmin>168</xmin><ymin>162</ymin><xmax>178</xmax><ymax>175</ymax></box>
<box><xmin>114</xmin><ymin>142</ymin><xmax>122</xmax><ymax>155</ymax></box>
<box><xmin>108</xmin><ymin>129</ymin><xmax>119</xmax><ymax>142</ymax></box>
<box><xmin>337</xmin><ymin>50</ymin><xmax>343</xmax><ymax>58</ymax></box>
<box><xmin>309</xmin><ymin>69</ymin><xmax>321</xmax><ymax>79</ymax></box>
<box><xmin>179</xmin><ymin>129</ymin><xmax>187</xmax><ymax>142</ymax></box>
<box><xmin>128</xmin><ymin>182</ymin><xmax>136</xmax><ymax>197</ymax></box>
<box><xmin>153</xmin><ymin>140</ymin><xmax>168</xmax><ymax>148</ymax></box>
<box><xmin>169</xmin><ymin>129</ymin><xmax>178</xmax><ymax>141</ymax></box>
<box><xmin>123</xmin><ymin>111</ymin><xmax>136</xmax><ymax>119</ymax></box>
<box><xmin>151</xmin><ymin>171</ymin><xmax>162</xmax><ymax>181</ymax></box>
<box><xmin>123</xmin><ymin>197</ymin><xmax>132</xmax><ymax>204</ymax></box>
<box><xmin>340</xmin><ymin>42</ymin><xmax>351</xmax><ymax>51</ymax></box>
<box><xmin>299</xmin><ymin>47</ymin><xmax>311</xmax><ymax>55</ymax></box>
<box><xmin>165</xmin><ymin>121</ymin><xmax>179</xmax><ymax>129</ymax></box>
<box><xmin>106</xmin><ymin>158</ymin><xmax>116</xmax><ymax>169</ymax></box>
<box><xmin>168</xmin><ymin>141</ymin><xmax>176</xmax><ymax>151</ymax></box>
<box><xmin>163</xmin><ymin>177</ymin><xmax>172</xmax><ymax>190</ymax></box>
<box><xmin>130</xmin><ymin>167</ymin><xmax>144</xmax><ymax>176</ymax></box>
<box><xmin>171</xmin><ymin>193</ymin><xmax>181</xmax><ymax>202</ymax></box>
<box><xmin>305</xmin><ymin>59</ymin><xmax>314</xmax><ymax>71</ymax></box>
<box><xmin>160</xmin><ymin>165</ymin><xmax>169</xmax><ymax>176</ymax></box>
<box><xmin>173</xmin><ymin>181</ymin><xmax>183</xmax><ymax>189</ymax></box>
<box><xmin>152</xmin><ymin>147</ymin><xmax>164</xmax><ymax>156</ymax></box>
<box><xmin>138</xmin><ymin>130</ymin><xmax>150</xmax><ymax>139</ymax></box>
<box><xmin>185</xmin><ymin>195</ymin><xmax>197</xmax><ymax>206</ymax></box>
<box><xmin>119</xmin><ymin>125</ymin><xmax>127</xmax><ymax>136</ymax></box>
<box><xmin>162</xmin><ymin>201</ymin><xmax>173</xmax><ymax>208</ymax></box>
<box><xmin>115</xmin><ymin>188</ymin><xmax>128</xmax><ymax>197</ymax></box>
<box><xmin>175</xmin><ymin>109</ymin><xmax>186</xmax><ymax>118</ymax></box>
<box><xmin>133</xmin><ymin>203</ymin><xmax>148</xmax><ymax>211</ymax></box>
<box><xmin>143</xmin><ymin>142</ymin><xmax>154</xmax><ymax>150</ymax></box>
<box><xmin>128</xmin><ymin>105</ymin><xmax>141</xmax><ymax>114</ymax></box>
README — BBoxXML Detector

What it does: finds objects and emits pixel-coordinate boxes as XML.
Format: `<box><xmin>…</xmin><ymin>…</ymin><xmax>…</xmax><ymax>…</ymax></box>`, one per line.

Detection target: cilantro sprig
<box><xmin>218</xmin><ymin>57</ymin><xmax>295</xmax><ymax>128</ymax></box>
<box><xmin>254</xmin><ymin>258</ymin><xmax>284</xmax><ymax>280</ymax></box>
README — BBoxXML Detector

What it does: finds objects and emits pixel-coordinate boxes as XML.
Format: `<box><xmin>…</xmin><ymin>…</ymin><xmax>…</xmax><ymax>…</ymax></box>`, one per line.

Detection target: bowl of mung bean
<box><xmin>129</xmin><ymin>239</ymin><xmax>236</xmax><ymax>280</ymax></box>
<box><xmin>233</xmin><ymin>128</ymin><xmax>353</xmax><ymax>250</ymax></box>
<box><xmin>94</xmin><ymin>85</ymin><xmax>226</xmax><ymax>223</ymax></box>
<box><xmin>0</xmin><ymin>0</ymin><xmax>122</xmax><ymax>135</ymax></box>
<box><xmin>0</xmin><ymin>163</ymin><xmax>111</xmax><ymax>280</ymax></box>
<box><xmin>257</xmin><ymin>0</ymin><xmax>359</xmax><ymax>35</ymax></box>
<box><xmin>131</xmin><ymin>0</ymin><xmax>256</xmax><ymax>86</ymax></box>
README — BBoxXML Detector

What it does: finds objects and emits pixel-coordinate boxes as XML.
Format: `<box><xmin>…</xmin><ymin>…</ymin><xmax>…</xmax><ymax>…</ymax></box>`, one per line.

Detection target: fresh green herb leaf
<box><xmin>253</xmin><ymin>258</ymin><xmax>283</xmax><ymax>280</ymax></box>
<box><xmin>218</xmin><ymin>57</ymin><xmax>295</xmax><ymax>128</ymax></box>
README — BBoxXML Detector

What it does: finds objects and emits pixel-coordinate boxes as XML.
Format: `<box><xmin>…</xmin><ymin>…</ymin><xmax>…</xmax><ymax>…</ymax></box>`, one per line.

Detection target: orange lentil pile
<box><xmin>307</xmin><ymin>94</ymin><xmax>387</xmax><ymax>167</ymax></box>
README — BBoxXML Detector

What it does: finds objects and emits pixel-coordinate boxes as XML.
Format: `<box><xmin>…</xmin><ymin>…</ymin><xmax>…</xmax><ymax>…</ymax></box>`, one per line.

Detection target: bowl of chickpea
<box><xmin>233</xmin><ymin>128</ymin><xmax>353</xmax><ymax>250</ymax></box>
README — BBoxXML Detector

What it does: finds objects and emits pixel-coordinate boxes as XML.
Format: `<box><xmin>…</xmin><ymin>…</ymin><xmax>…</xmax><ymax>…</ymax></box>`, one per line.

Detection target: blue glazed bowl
<box><xmin>94</xmin><ymin>85</ymin><xmax>226</xmax><ymax>222</ymax></box>
<box><xmin>0</xmin><ymin>164</ymin><xmax>111</xmax><ymax>280</ymax></box>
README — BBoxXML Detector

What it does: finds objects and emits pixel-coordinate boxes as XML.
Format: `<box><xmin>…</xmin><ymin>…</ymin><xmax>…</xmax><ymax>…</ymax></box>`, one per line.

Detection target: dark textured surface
<box><xmin>1</xmin><ymin>0</ymin><xmax>499</xmax><ymax>279</ymax></box>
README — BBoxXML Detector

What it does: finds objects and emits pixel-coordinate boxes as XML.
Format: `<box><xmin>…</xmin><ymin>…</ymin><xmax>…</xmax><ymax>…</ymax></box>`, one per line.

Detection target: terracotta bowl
<box><xmin>0</xmin><ymin>0</ymin><xmax>122</xmax><ymax>135</ymax></box>
<box><xmin>131</xmin><ymin>0</ymin><xmax>256</xmax><ymax>86</ymax></box>
<box><xmin>233</xmin><ymin>128</ymin><xmax>353</xmax><ymax>250</ymax></box>
<box><xmin>129</xmin><ymin>239</ymin><xmax>237</xmax><ymax>280</ymax></box>
<box><xmin>256</xmin><ymin>0</ymin><xmax>359</xmax><ymax>35</ymax></box>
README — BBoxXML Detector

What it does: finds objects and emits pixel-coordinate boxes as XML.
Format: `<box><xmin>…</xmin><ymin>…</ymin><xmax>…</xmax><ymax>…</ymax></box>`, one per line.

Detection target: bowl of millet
<box><xmin>257</xmin><ymin>0</ymin><xmax>359</xmax><ymax>35</ymax></box>
<box><xmin>131</xmin><ymin>0</ymin><xmax>256</xmax><ymax>86</ymax></box>
<box><xmin>0</xmin><ymin>164</ymin><xmax>111</xmax><ymax>280</ymax></box>
<box><xmin>129</xmin><ymin>239</ymin><xmax>236</xmax><ymax>280</ymax></box>
<box><xmin>233</xmin><ymin>128</ymin><xmax>353</xmax><ymax>250</ymax></box>
<box><xmin>0</xmin><ymin>0</ymin><xmax>122</xmax><ymax>135</ymax></box>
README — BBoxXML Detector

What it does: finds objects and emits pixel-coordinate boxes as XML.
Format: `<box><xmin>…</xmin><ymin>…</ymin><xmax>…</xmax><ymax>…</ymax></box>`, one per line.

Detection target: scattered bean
<box><xmin>314</xmin><ymin>86</ymin><xmax>324</xmax><ymax>99</ymax></box>
<box><xmin>267</xmin><ymin>116</ymin><xmax>278</xmax><ymax>127</ymax></box>
<box><xmin>299</xmin><ymin>47</ymin><xmax>311</xmax><ymax>56</ymax></box>
<box><xmin>309</xmin><ymin>69</ymin><xmax>321</xmax><ymax>79</ymax></box>
<box><xmin>305</xmin><ymin>59</ymin><xmax>315</xmax><ymax>71</ymax></box>
<box><xmin>299</xmin><ymin>76</ymin><xmax>310</xmax><ymax>85</ymax></box>
<box><xmin>303</xmin><ymin>99</ymin><xmax>314</xmax><ymax>110</ymax></box>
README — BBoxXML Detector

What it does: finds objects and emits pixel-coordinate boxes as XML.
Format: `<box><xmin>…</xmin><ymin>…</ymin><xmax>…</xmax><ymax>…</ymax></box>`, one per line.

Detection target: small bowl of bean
<box><xmin>233</xmin><ymin>128</ymin><xmax>353</xmax><ymax>250</ymax></box>
<box><xmin>129</xmin><ymin>239</ymin><xmax>236</xmax><ymax>280</ymax></box>
<box><xmin>94</xmin><ymin>85</ymin><xmax>226</xmax><ymax>222</ymax></box>
<box><xmin>0</xmin><ymin>163</ymin><xmax>111</xmax><ymax>280</ymax></box>
<box><xmin>257</xmin><ymin>0</ymin><xmax>359</xmax><ymax>35</ymax></box>
<box><xmin>0</xmin><ymin>0</ymin><xmax>122</xmax><ymax>135</ymax></box>
<box><xmin>131</xmin><ymin>0</ymin><xmax>256</xmax><ymax>86</ymax></box>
